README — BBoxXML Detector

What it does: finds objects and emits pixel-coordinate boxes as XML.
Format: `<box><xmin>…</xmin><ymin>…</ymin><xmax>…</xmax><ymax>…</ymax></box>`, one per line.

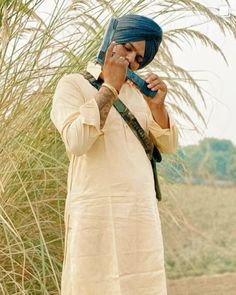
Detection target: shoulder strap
<box><xmin>81</xmin><ymin>71</ymin><xmax>161</xmax><ymax>162</ymax></box>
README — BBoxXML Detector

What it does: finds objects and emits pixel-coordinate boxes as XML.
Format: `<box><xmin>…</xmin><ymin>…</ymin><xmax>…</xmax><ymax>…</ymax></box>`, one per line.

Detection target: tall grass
<box><xmin>1</xmin><ymin>0</ymin><xmax>236</xmax><ymax>293</ymax></box>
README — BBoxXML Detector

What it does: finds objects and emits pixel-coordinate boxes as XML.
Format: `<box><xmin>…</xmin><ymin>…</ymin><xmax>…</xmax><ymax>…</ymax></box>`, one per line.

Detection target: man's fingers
<box><xmin>144</xmin><ymin>72</ymin><xmax>156</xmax><ymax>80</ymax></box>
<box><xmin>118</xmin><ymin>56</ymin><xmax>129</xmax><ymax>65</ymax></box>
<box><xmin>104</xmin><ymin>42</ymin><xmax>129</xmax><ymax>69</ymax></box>
<box><xmin>147</xmin><ymin>80</ymin><xmax>161</xmax><ymax>87</ymax></box>
<box><xmin>145</xmin><ymin>73</ymin><xmax>160</xmax><ymax>83</ymax></box>
<box><xmin>148</xmin><ymin>81</ymin><xmax>167</xmax><ymax>91</ymax></box>
<box><xmin>144</xmin><ymin>73</ymin><xmax>151</xmax><ymax>79</ymax></box>
<box><xmin>104</xmin><ymin>41</ymin><xmax>116</xmax><ymax>62</ymax></box>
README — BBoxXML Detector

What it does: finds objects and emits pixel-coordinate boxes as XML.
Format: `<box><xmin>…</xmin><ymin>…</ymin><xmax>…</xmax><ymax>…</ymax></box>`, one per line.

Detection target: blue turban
<box><xmin>113</xmin><ymin>15</ymin><xmax>163</xmax><ymax>69</ymax></box>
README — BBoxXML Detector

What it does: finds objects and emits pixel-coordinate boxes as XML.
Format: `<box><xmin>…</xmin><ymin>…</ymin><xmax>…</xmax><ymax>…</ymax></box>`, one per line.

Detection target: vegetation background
<box><xmin>0</xmin><ymin>0</ymin><xmax>236</xmax><ymax>294</ymax></box>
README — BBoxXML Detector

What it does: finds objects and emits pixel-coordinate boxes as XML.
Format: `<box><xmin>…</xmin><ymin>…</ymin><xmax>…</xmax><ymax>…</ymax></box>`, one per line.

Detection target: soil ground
<box><xmin>167</xmin><ymin>273</ymin><xmax>236</xmax><ymax>295</ymax></box>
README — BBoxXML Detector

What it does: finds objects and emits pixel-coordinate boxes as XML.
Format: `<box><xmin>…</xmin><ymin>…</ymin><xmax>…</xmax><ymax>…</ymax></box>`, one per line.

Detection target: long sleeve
<box><xmin>148</xmin><ymin>112</ymin><xmax>178</xmax><ymax>153</ymax></box>
<box><xmin>50</xmin><ymin>74</ymin><xmax>103</xmax><ymax>157</ymax></box>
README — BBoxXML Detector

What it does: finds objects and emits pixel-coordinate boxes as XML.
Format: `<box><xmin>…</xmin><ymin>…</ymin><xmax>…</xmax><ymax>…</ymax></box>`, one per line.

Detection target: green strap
<box><xmin>113</xmin><ymin>99</ymin><xmax>154</xmax><ymax>159</ymax></box>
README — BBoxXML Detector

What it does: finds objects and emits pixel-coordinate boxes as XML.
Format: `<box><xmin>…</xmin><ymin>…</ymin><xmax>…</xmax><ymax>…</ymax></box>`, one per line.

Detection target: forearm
<box><xmin>95</xmin><ymin>86</ymin><xmax>116</xmax><ymax>129</ymax></box>
<box><xmin>150</xmin><ymin>103</ymin><xmax>170</xmax><ymax>129</ymax></box>
<box><xmin>149</xmin><ymin>114</ymin><xmax>178</xmax><ymax>153</ymax></box>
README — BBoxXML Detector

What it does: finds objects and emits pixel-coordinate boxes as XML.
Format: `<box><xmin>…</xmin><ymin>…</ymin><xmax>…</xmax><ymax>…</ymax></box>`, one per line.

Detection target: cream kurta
<box><xmin>50</xmin><ymin>63</ymin><xmax>178</xmax><ymax>295</ymax></box>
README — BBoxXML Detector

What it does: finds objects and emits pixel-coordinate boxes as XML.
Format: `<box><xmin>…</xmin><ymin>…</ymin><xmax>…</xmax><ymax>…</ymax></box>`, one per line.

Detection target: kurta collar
<box><xmin>86</xmin><ymin>62</ymin><xmax>102</xmax><ymax>80</ymax></box>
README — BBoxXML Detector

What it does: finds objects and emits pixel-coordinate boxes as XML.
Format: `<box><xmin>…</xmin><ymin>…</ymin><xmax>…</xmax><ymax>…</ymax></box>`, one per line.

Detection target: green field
<box><xmin>160</xmin><ymin>183</ymin><xmax>236</xmax><ymax>279</ymax></box>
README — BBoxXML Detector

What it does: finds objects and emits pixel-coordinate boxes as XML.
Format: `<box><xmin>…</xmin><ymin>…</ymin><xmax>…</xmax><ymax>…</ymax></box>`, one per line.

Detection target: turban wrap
<box><xmin>112</xmin><ymin>15</ymin><xmax>163</xmax><ymax>69</ymax></box>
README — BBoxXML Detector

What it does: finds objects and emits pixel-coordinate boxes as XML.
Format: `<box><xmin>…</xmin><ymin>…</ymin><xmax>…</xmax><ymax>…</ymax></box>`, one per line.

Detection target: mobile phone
<box><xmin>96</xmin><ymin>18</ymin><xmax>157</xmax><ymax>98</ymax></box>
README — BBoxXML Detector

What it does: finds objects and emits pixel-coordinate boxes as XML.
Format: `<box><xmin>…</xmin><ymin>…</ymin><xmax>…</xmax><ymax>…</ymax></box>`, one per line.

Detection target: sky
<box><xmin>36</xmin><ymin>0</ymin><xmax>236</xmax><ymax>146</ymax></box>
<box><xmin>170</xmin><ymin>0</ymin><xmax>236</xmax><ymax>146</ymax></box>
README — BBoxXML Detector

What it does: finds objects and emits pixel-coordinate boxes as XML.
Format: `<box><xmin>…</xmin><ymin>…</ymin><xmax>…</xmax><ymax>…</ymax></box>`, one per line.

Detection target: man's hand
<box><xmin>102</xmin><ymin>42</ymin><xmax>129</xmax><ymax>92</ymax></box>
<box><xmin>143</xmin><ymin>72</ymin><xmax>167</xmax><ymax>108</ymax></box>
<box><xmin>143</xmin><ymin>72</ymin><xmax>170</xmax><ymax>129</ymax></box>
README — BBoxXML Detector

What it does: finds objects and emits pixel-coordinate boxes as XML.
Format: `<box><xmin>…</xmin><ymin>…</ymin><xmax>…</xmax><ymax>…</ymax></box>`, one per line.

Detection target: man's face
<box><xmin>113</xmin><ymin>40</ymin><xmax>145</xmax><ymax>71</ymax></box>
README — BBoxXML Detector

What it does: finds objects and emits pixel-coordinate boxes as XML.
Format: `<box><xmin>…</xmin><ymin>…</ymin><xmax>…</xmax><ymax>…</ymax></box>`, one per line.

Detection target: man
<box><xmin>51</xmin><ymin>14</ymin><xmax>178</xmax><ymax>295</ymax></box>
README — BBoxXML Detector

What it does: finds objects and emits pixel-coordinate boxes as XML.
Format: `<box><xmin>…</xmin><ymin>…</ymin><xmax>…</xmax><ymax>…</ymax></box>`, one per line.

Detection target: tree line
<box><xmin>160</xmin><ymin>138</ymin><xmax>236</xmax><ymax>185</ymax></box>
